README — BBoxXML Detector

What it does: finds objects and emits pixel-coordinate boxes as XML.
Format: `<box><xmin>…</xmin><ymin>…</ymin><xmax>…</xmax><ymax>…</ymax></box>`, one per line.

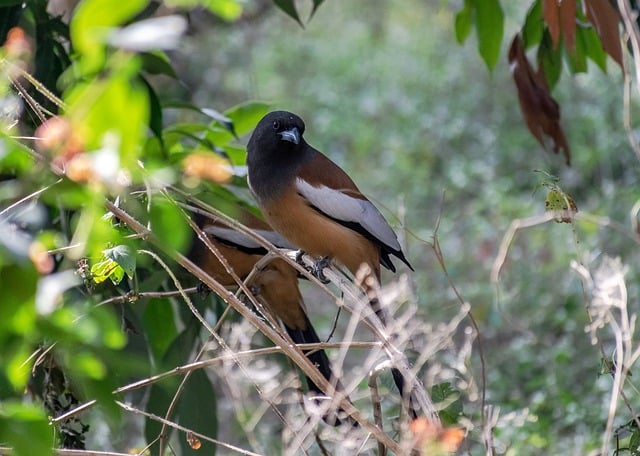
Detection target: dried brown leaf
<box><xmin>543</xmin><ymin>0</ymin><xmax>561</xmax><ymax>48</ymax></box>
<box><xmin>584</xmin><ymin>0</ymin><xmax>623</xmax><ymax>67</ymax></box>
<box><xmin>508</xmin><ymin>34</ymin><xmax>571</xmax><ymax>165</ymax></box>
<box><xmin>560</xmin><ymin>0</ymin><xmax>576</xmax><ymax>52</ymax></box>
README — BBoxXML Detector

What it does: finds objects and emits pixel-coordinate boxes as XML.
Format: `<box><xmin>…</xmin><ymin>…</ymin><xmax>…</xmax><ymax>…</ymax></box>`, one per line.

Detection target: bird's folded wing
<box><xmin>204</xmin><ymin>226</ymin><xmax>296</xmax><ymax>251</ymax></box>
<box><xmin>295</xmin><ymin>177</ymin><xmax>402</xmax><ymax>252</ymax></box>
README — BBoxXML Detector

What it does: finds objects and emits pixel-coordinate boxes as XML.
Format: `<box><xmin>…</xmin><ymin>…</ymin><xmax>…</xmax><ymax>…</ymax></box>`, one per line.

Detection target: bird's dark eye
<box><xmin>272</xmin><ymin>120</ymin><xmax>280</xmax><ymax>130</ymax></box>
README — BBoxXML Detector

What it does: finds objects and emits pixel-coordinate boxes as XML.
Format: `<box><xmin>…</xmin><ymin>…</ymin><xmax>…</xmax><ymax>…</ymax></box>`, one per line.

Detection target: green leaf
<box><xmin>537</xmin><ymin>30</ymin><xmax>563</xmax><ymax>89</ymax></box>
<box><xmin>454</xmin><ymin>0</ymin><xmax>473</xmax><ymax>45</ymax></box>
<box><xmin>522</xmin><ymin>0</ymin><xmax>543</xmax><ymax>48</ymax></box>
<box><xmin>475</xmin><ymin>0</ymin><xmax>504</xmax><ymax>70</ymax></box>
<box><xmin>140</xmin><ymin>51</ymin><xmax>177</xmax><ymax>78</ymax></box>
<box><xmin>0</xmin><ymin>402</ymin><xmax>53</xmax><ymax>456</ymax></box>
<box><xmin>149</xmin><ymin>198</ymin><xmax>190</xmax><ymax>254</ymax></box>
<box><xmin>177</xmin><ymin>369</ymin><xmax>218</xmax><ymax>455</ymax></box>
<box><xmin>70</xmin><ymin>0</ymin><xmax>148</xmax><ymax>71</ymax></box>
<box><xmin>65</xmin><ymin>54</ymin><xmax>149</xmax><ymax>171</ymax></box>
<box><xmin>223</xmin><ymin>101</ymin><xmax>271</xmax><ymax>137</ymax></box>
<box><xmin>0</xmin><ymin>134</ymin><xmax>36</xmax><ymax>174</ymax></box>
<box><xmin>204</xmin><ymin>0</ymin><xmax>242</xmax><ymax>21</ymax></box>
<box><xmin>145</xmin><ymin>326</ymin><xmax>199</xmax><ymax>451</ymax></box>
<box><xmin>141</xmin><ymin>76</ymin><xmax>164</xmax><ymax>145</ymax></box>
<box><xmin>201</xmin><ymin>108</ymin><xmax>236</xmax><ymax>138</ymax></box>
<box><xmin>0</xmin><ymin>264</ymin><xmax>37</xmax><ymax>337</ymax></box>
<box><xmin>165</xmin><ymin>0</ymin><xmax>242</xmax><ymax>21</ymax></box>
<box><xmin>630</xmin><ymin>429</ymin><xmax>640</xmax><ymax>453</ymax></box>
<box><xmin>580</xmin><ymin>24</ymin><xmax>608</xmax><ymax>72</ymax></box>
<box><xmin>431</xmin><ymin>382</ymin><xmax>463</xmax><ymax>425</ymax></box>
<box><xmin>567</xmin><ymin>25</ymin><xmax>588</xmax><ymax>73</ymax></box>
<box><xmin>104</xmin><ymin>244</ymin><xmax>136</xmax><ymax>279</ymax></box>
<box><xmin>274</xmin><ymin>0</ymin><xmax>304</xmax><ymax>27</ymax></box>
<box><xmin>143</xmin><ymin>298</ymin><xmax>179</xmax><ymax>360</ymax></box>
<box><xmin>91</xmin><ymin>250</ymin><xmax>126</xmax><ymax>285</ymax></box>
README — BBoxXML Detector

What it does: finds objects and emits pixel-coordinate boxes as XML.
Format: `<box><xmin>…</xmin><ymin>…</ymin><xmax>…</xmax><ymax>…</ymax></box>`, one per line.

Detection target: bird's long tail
<box><xmin>284</xmin><ymin>315</ymin><xmax>354</xmax><ymax>426</ymax></box>
<box><xmin>359</xmin><ymin>266</ymin><xmax>420</xmax><ymax>420</ymax></box>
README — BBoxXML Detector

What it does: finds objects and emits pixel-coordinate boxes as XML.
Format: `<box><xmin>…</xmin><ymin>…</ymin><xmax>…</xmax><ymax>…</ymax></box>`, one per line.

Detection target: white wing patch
<box><xmin>204</xmin><ymin>226</ymin><xmax>296</xmax><ymax>250</ymax></box>
<box><xmin>296</xmin><ymin>178</ymin><xmax>401</xmax><ymax>251</ymax></box>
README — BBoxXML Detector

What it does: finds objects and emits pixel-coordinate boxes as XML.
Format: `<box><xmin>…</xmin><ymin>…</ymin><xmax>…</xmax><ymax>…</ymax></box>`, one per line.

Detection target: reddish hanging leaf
<box><xmin>508</xmin><ymin>34</ymin><xmax>571</xmax><ymax>165</ymax></box>
<box><xmin>560</xmin><ymin>0</ymin><xmax>576</xmax><ymax>52</ymax></box>
<box><xmin>542</xmin><ymin>0</ymin><xmax>561</xmax><ymax>48</ymax></box>
<box><xmin>584</xmin><ymin>0</ymin><xmax>623</xmax><ymax>67</ymax></box>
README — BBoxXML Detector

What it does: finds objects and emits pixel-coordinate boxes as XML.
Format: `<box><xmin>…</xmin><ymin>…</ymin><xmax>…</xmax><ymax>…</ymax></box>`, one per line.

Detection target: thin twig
<box><xmin>115</xmin><ymin>400</ymin><xmax>264</xmax><ymax>456</ymax></box>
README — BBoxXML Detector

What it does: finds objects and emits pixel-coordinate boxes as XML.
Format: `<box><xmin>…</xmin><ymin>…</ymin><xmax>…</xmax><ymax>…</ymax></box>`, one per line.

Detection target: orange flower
<box><xmin>410</xmin><ymin>418</ymin><xmax>464</xmax><ymax>454</ymax></box>
<box><xmin>182</xmin><ymin>151</ymin><xmax>232</xmax><ymax>185</ymax></box>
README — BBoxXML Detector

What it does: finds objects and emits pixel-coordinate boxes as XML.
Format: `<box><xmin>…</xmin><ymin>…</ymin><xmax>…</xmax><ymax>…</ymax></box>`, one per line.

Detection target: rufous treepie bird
<box><xmin>189</xmin><ymin>207</ymin><xmax>347</xmax><ymax>424</ymax></box>
<box><xmin>246</xmin><ymin>110</ymin><xmax>416</xmax><ymax>415</ymax></box>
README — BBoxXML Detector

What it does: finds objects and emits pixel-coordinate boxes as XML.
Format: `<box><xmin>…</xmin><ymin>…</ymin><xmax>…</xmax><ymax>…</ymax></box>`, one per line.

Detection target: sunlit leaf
<box><xmin>74</xmin><ymin>351</ymin><xmax>107</xmax><ymax>379</ymax></box>
<box><xmin>70</xmin><ymin>0</ymin><xmax>147</xmax><ymax>71</ymax></box>
<box><xmin>65</xmin><ymin>54</ymin><xmax>149</xmax><ymax>173</ymax></box>
<box><xmin>104</xmin><ymin>244</ymin><xmax>136</xmax><ymax>279</ymax></box>
<box><xmin>166</xmin><ymin>0</ymin><xmax>242</xmax><ymax>21</ymax></box>
<box><xmin>91</xmin><ymin>251</ymin><xmax>126</xmax><ymax>285</ymax></box>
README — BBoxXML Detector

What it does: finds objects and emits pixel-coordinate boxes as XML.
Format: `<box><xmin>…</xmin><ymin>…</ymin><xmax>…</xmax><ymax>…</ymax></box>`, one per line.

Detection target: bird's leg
<box><xmin>294</xmin><ymin>249</ymin><xmax>306</xmax><ymax>265</ymax></box>
<box><xmin>294</xmin><ymin>250</ymin><xmax>331</xmax><ymax>284</ymax></box>
<box><xmin>196</xmin><ymin>282</ymin><xmax>211</xmax><ymax>296</ymax></box>
<box><xmin>311</xmin><ymin>256</ymin><xmax>331</xmax><ymax>284</ymax></box>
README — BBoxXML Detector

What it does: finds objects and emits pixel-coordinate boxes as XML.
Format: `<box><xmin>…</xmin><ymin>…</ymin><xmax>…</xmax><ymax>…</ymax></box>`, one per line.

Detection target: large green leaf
<box><xmin>475</xmin><ymin>0</ymin><xmax>504</xmax><ymax>70</ymax></box>
<box><xmin>176</xmin><ymin>369</ymin><xmax>217</xmax><ymax>455</ymax></box>
<box><xmin>522</xmin><ymin>1</ymin><xmax>543</xmax><ymax>48</ymax></box>
<box><xmin>143</xmin><ymin>298</ymin><xmax>179</xmax><ymax>360</ymax></box>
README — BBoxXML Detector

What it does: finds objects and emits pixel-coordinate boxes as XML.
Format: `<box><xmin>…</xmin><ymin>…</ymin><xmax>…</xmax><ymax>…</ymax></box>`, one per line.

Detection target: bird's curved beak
<box><xmin>278</xmin><ymin>127</ymin><xmax>300</xmax><ymax>144</ymax></box>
